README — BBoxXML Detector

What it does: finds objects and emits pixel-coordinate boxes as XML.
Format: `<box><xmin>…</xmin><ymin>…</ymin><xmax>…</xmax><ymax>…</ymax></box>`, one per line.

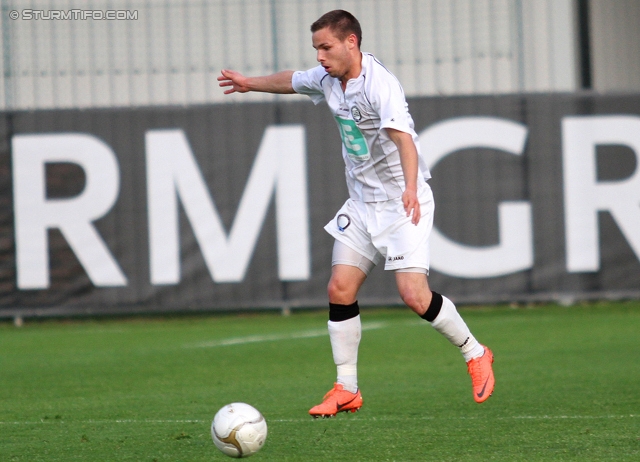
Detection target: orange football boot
<box><xmin>466</xmin><ymin>345</ymin><xmax>495</xmax><ymax>403</ymax></box>
<box><xmin>309</xmin><ymin>383</ymin><xmax>363</xmax><ymax>418</ymax></box>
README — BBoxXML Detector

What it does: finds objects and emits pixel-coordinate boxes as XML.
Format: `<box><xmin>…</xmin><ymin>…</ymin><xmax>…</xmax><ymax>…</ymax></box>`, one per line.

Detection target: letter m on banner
<box><xmin>146</xmin><ymin>126</ymin><xmax>310</xmax><ymax>284</ymax></box>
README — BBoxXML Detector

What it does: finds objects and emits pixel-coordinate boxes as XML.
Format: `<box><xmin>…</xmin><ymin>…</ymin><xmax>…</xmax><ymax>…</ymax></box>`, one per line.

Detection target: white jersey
<box><xmin>292</xmin><ymin>52</ymin><xmax>431</xmax><ymax>202</ymax></box>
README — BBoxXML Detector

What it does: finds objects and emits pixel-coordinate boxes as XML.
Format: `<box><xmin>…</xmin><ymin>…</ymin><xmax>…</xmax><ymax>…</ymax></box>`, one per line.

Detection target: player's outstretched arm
<box><xmin>218</xmin><ymin>69</ymin><xmax>296</xmax><ymax>95</ymax></box>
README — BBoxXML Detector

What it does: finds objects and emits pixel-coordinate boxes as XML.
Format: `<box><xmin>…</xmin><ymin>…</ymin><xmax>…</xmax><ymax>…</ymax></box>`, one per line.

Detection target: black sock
<box><xmin>329</xmin><ymin>301</ymin><xmax>360</xmax><ymax>322</ymax></box>
<box><xmin>419</xmin><ymin>292</ymin><xmax>443</xmax><ymax>322</ymax></box>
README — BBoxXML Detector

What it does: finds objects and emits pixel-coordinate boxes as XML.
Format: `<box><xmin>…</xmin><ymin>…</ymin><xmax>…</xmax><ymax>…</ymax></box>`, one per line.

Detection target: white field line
<box><xmin>1</xmin><ymin>415</ymin><xmax>636</xmax><ymax>425</ymax></box>
<box><xmin>185</xmin><ymin>320</ymin><xmax>399</xmax><ymax>349</ymax></box>
<box><xmin>271</xmin><ymin>414</ymin><xmax>639</xmax><ymax>423</ymax></box>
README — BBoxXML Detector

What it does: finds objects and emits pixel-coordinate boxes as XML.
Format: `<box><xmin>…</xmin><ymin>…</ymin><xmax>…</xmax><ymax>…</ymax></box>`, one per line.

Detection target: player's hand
<box><xmin>218</xmin><ymin>69</ymin><xmax>250</xmax><ymax>94</ymax></box>
<box><xmin>402</xmin><ymin>187</ymin><xmax>421</xmax><ymax>225</ymax></box>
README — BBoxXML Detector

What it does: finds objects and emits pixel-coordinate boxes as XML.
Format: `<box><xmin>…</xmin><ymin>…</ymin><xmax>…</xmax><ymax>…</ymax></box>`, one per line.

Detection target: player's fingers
<box><xmin>411</xmin><ymin>203</ymin><xmax>421</xmax><ymax>225</ymax></box>
<box><xmin>403</xmin><ymin>199</ymin><xmax>417</xmax><ymax>223</ymax></box>
<box><xmin>219</xmin><ymin>70</ymin><xmax>240</xmax><ymax>84</ymax></box>
<box><xmin>404</xmin><ymin>199</ymin><xmax>412</xmax><ymax>217</ymax></box>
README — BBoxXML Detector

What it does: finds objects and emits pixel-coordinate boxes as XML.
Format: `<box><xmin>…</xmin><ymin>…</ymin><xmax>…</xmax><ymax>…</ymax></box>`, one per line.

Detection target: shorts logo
<box><xmin>387</xmin><ymin>255</ymin><xmax>404</xmax><ymax>262</ymax></box>
<box><xmin>337</xmin><ymin>214</ymin><xmax>351</xmax><ymax>232</ymax></box>
<box><xmin>351</xmin><ymin>106</ymin><xmax>362</xmax><ymax>122</ymax></box>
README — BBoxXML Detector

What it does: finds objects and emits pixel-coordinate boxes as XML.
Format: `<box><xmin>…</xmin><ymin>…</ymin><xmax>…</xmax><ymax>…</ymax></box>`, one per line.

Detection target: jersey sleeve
<box><xmin>371</xmin><ymin>72</ymin><xmax>414</xmax><ymax>134</ymax></box>
<box><xmin>292</xmin><ymin>66</ymin><xmax>327</xmax><ymax>105</ymax></box>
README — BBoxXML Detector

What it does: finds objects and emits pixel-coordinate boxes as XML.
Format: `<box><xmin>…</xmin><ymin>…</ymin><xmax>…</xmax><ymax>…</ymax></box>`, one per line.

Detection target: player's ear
<box><xmin>347</xmin><ymin>33</ymin><xmax>358</xmax><ymax>49</ymax></box>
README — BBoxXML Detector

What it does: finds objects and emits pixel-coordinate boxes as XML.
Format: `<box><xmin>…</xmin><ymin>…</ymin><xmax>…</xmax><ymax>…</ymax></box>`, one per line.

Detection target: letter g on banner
<box><xmin>419</xmin><ymin>117</ymin><xmax>533</xmax><ymax>278</ymax></box>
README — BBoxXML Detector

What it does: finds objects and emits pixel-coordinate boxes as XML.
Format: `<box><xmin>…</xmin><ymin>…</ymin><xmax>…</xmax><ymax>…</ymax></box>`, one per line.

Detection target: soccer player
<box><xmin>218</xmin><ymin>9</ymin><xmax>495</xmax><ymax>417</ymax></box>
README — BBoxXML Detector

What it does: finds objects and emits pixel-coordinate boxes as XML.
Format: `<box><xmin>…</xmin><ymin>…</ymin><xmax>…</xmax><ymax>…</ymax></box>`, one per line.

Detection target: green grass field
<box><xmin>1</xmin><ymin>302</ymin><xmax>639</xmax><ymax>461</ymax></box>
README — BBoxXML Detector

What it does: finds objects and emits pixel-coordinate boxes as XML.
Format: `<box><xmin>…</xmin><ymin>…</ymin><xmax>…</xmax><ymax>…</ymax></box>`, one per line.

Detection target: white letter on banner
<box><xmin>12</xmin><ymin>133</ymin><xmax>127</xmax><ymax>289</ymax></box>
<box><xmin>146</xmin><ymin>126</ymin><xmax>310</xmax><ymax>284</ymax></box>
<box><xmin>419</xmin><ymin>117</ymin><xmax>532</xmax><ymax>278</ymax></box>
<box><xmin>562</xmin><ymin>116</ymin><xmax>640</xmax><ymax>271</ymax></box>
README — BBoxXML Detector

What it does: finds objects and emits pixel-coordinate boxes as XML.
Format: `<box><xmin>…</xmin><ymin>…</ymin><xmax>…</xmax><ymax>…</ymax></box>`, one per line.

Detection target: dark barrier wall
<box><xmin>1</xmin><ymin>93</ymin><xmax>640</xmax><ymax>317</ymax></box>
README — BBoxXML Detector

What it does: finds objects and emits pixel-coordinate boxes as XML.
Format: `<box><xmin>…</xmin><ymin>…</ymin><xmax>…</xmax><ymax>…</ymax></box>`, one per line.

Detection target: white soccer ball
<box><xmin>211</xmin><ymin>403</ymin><xmax>268</xmax><ymax>458</ymax></box>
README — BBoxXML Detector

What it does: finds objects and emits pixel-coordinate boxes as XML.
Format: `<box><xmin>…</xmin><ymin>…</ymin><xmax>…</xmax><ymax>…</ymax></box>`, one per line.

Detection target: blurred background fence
<box><xmin>1</xmin><ymin>0</ymin><xmax>640</xmax><ymax>317</ymax></box>
<box><xmin>5</xmin><ymin>0</ymin><xmax>639</xmax><ymax>110</ymax></box>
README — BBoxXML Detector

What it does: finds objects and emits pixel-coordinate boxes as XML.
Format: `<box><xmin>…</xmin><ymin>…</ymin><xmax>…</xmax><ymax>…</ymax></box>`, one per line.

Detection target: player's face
<box><xmin>312</xmin><ymin>27</ymin><xmax>359</xmax><ymax>83</ymax></box>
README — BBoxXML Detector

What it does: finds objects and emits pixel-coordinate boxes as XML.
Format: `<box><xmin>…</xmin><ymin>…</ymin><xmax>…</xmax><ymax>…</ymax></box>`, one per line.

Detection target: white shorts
<box><xmin>324</xmin><ymin>184</ymin><xmax>434</xmax><ymax>272</ymax></box>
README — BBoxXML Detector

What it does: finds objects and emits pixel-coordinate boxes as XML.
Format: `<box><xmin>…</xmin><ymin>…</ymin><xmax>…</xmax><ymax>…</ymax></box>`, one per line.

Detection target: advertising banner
<box><xmin>2</xmin><ymin>93</ymin><xmax>639</xmax><ymax>316</ymax></box>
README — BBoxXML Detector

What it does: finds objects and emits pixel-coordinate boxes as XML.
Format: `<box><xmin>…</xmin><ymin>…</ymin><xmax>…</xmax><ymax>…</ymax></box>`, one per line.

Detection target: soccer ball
<box><xmin>211</xmin><ymin>403</ymin><xmax>268</xmax><ymax>458</ymax></box>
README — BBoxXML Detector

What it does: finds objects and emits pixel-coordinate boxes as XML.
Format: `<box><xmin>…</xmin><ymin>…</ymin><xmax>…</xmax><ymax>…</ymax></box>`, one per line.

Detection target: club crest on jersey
<box><xmin>337</xmin><ymin>214</ymin><xmax>351</xmax><ymax>232</ymax></box>
<box><xmin>351</xmin><ymin>106</ymin><xmax>362</xmax><ymax>122</ymax></box>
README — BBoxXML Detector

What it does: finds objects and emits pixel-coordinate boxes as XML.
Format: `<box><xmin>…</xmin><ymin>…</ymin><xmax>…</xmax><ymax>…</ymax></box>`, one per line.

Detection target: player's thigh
<box><xmin>331</xmin><ymin>239</ymin><xmax>376</xmax><ymax>276</ymax></box>
<box><xmin>394</xmin><ymin>270</ymin><xmax>432</xmax><ymax>315</ymax></box>
<box><xmin>395</xmin><ymin>270</ymin><xmax>431</xmax><ymax>294</ymax></box>
<box><xmin>328</xmin><ymin>240</ymin><xmax>375</xmax><ymax>304</ymax></box>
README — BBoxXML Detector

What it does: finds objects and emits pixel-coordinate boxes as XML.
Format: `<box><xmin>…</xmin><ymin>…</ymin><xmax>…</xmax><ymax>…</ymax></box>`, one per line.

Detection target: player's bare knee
<box><xmin>327</xmin><ymin>277</ymin><xmax>357</xmax><ymax>304</ymax></box>
<box><xmin>398</xmin><ymin>287</ymin><xmax>429</xmax><ymax>316</ymax></box>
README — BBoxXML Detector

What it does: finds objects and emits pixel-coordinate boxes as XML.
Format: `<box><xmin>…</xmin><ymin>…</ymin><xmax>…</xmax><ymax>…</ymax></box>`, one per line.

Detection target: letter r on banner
<box><xmin>12</xmin><ymin>133</ymin><xmax>127</xmax><ymax>289</ymax></box>
<box><xmin>563</xmin><ymin>115</ymin><xmax>640</xmax><ymax>271</ymax></box>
